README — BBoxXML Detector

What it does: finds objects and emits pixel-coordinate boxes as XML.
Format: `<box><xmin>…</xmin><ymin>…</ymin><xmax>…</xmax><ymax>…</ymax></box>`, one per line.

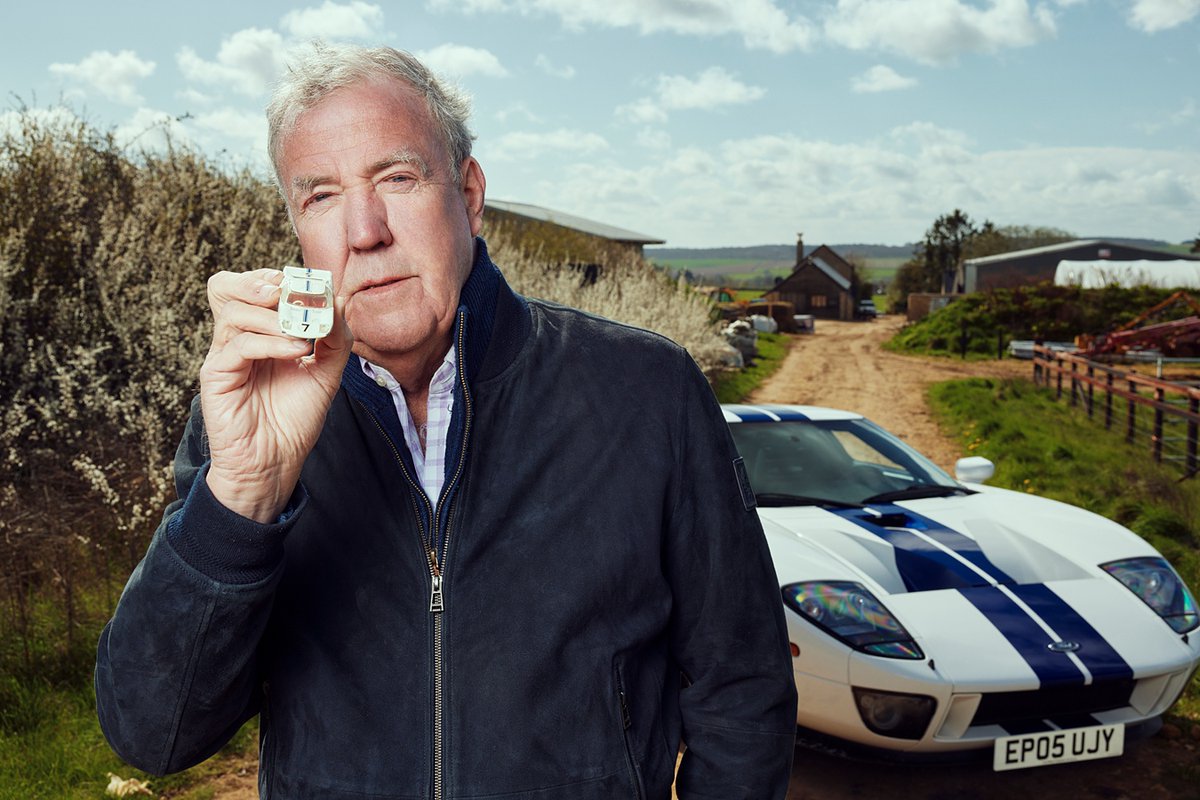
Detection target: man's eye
<box><xmin>383</xmin><ymin>174</ymin><xmax>417</xmax><ymax>191</ymax></box>
<box><xmin>302</xmin><ymin>192</ymin><xmax>333</xmax><ymax>210</ymax></box>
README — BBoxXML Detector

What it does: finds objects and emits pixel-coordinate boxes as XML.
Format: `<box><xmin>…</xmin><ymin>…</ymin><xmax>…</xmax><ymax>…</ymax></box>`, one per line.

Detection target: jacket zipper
<box><xmin>353</xmin><ymin>309</ymin><xmax>473</xmax><ymax>800</ymax></box>
<box><xmin>428</xmin><ymin>311</ymin><xmax>473</xmax><ymax>800</ymax></box>
<box><xmin>614</xmin><ymin>670</ymin><xmax>645</xmax><ymax>800</ymax></box>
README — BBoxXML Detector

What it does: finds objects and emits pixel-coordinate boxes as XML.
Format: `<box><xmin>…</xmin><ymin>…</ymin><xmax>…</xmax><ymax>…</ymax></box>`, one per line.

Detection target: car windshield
<box><xmin>728</xmin><ymin>418</ymin><xmax>961</xmax><ymax>507</ymax></box>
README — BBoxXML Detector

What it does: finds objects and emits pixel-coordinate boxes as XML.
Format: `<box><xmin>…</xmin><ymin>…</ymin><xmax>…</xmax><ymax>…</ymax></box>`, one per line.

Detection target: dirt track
<box><xmin>749</xmin><ymin>314</ymin><xmax>1027</xmax><ymax>470</ymax></box>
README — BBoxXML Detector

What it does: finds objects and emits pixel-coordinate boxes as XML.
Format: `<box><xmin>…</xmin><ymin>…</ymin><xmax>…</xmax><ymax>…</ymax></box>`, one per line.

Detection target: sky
<box><xmin>2</xmin><ymin>0</ymin><xmax>1198</xmax><ymax>248</ymax></box>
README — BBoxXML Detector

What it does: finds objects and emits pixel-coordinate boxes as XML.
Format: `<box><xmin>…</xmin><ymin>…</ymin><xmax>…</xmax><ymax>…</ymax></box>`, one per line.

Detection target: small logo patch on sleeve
<box><xmin>733</xmin><ymin>457</ymin><xmax>756</xmax><ymax>511</ymax></box>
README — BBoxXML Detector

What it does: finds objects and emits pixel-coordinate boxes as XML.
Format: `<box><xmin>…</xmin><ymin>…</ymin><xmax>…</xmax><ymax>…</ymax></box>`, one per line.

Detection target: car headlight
<box><xmin>781</xmin><ymin>581</ymin><xmax>924</xmax><ymax>659</ymax></box>
<box><xmin>1101</xmin><ymin>557</ymin><xmax>1199</xmax><ymax>634</ymax></box>
<box><xmin>852</xmin><ymin>688</ymin><xmax>937</xmax><ymax>740</ymax></box>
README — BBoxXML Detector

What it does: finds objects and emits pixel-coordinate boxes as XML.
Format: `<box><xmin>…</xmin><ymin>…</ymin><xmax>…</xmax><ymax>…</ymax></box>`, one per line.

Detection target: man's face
<box><xmin>277</xmin><ymin>77</ymin><xmax>484</xmax><ymax>369</ymax></box>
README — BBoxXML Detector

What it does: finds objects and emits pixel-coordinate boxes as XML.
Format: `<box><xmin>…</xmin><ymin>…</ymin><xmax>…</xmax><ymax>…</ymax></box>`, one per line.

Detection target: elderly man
<box><xmin>96</xmin><ymin>43</ymin><xmax>796</xmax><ymax>799</ymax></box>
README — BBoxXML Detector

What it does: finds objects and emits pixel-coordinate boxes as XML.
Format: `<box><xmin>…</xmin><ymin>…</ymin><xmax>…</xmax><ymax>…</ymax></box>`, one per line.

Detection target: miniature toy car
<box><xmin>278</xmin><ymin>266</ymin><xmax>334</xmax><ymax>339</ymax></box>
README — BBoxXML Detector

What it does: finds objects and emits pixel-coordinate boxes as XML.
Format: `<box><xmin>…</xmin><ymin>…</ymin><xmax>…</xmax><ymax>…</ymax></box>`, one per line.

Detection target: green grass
<box><xmin>928</xmin><ymin>376</ymin><xmax>1200</xmax><ymax>720</ymax></box>
<box><xmin>860</xmin><ymin>256</ymin><xmax>906</xmax><ymax>271</ymax></box>
<box><xmin>0</xmin><ymin>589</ymin><xmax>257</xmax><ymax>800</ymax></box>
<box><xmin>712</xmin><ymin>332</ymin><xmax>791</xmax><ymax>403</ymax></box>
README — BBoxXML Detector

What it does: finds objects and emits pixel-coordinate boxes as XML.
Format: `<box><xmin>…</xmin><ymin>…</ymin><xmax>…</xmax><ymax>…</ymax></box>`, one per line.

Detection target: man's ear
<box><xmin>461</xmin><ymin>157</ymin><xmax>486</xmax><ymax>237</ymax></box>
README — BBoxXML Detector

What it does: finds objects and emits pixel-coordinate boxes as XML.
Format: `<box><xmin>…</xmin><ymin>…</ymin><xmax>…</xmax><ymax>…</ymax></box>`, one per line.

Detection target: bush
<box><xmin>0</xmin><ymin>108</ymin><xmax>727</xmax><ymax>677</ymax></box>
<box><xmin>482</xmin><ymin>221</ymin><xmax>728</xmax><ymax>375</ymax></box>
<box><xmin>0</xmin><ymin>110</ymin><xmax>298</xmax><ymax>670</ymax></box>
<box><xmin>887</xmin><ymin>282</ymin><xmax>1193</xmax><ymax>358</ymax></box>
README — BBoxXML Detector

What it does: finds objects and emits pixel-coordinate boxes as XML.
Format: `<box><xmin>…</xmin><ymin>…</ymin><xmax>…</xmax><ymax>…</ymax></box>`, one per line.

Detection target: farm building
<box><xmin>765</xmin><ymin>238</ymin><xmax>858</xmax><ymax>320</ymax></box>
<box><xmin>958</xmin><ymin>240</ymin><xmax>1196</xmax><ymax>293</ymax></box>
<box><xmin>1054</xmin><ymin>259</ymin><xmax>1200</xmax><ymax>289</ymax></box>
<box><xmin>483</xmin><ymin>199</ymin><xmax>665</xmax><ymax>263</ymax></box>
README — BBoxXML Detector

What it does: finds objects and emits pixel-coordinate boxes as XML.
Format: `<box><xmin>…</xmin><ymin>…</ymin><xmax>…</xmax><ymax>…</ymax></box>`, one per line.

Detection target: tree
<box><xmin>888</xmin><ymin>213</ymin><xmax>1076</xmax><ymax>310</ymax></box>
<box><xmin>890</xmin><ymin>209</ymin><xmax>978</xmax><ymax>303</ymax></box>
<box><xmin>1192</xmin><ymin>232</ymin><xmax>1199</xmax><ymax>253</ymax></box>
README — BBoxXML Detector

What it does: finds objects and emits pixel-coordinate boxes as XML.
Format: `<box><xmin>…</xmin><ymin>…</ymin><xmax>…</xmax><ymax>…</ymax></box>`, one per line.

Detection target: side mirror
<box><xmin>954</xmin><ymin>456</ymin><xmax>995</xmax><ymax>484</ymax></box>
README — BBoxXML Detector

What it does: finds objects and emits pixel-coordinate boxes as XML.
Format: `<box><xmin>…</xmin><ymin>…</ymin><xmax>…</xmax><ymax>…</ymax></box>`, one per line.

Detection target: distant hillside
<box><xmin>646</xmin><ymin>243</ymin><xmax>914</xmax><ymax>261</ymax></box>
<box><xmin>647</xmin><ymin>237</ymin><xmax>1182</xmax><ymax>263</ymax></box>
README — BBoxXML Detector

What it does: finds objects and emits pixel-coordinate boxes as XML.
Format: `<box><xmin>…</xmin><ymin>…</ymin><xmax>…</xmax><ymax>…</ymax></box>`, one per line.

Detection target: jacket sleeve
<box><xmin>95</xmin><ymin>396</ymin><xmax>304</xmax><ymax>775</ymax></box>
<box><xmin>664</xmin><ymin>353</ymin><xmax>798</xmax><ymax>799</ymax></box>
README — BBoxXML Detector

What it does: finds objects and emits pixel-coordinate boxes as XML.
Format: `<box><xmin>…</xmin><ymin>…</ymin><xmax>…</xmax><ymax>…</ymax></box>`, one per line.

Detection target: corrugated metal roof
<box><xmin>486</xmin><ymin>199</ymin><xmax>665</xmax><ymax>245</ymax></box>
<box><xmin>811</xmin><ymin>256</ymin><xmax>851</xmax><ymax>291</ymax></box>
<box><xmin>963</xmin><ymin>239</ymin><xmax>1125</xmax><ymax>266</ymax></box>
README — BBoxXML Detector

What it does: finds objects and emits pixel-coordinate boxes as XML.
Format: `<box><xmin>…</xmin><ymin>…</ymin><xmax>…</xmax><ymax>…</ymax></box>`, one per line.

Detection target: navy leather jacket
<box><xmin>95</xmin><ymin>240</ymin><xmax>797</xmax><ymax>799</ymax></box>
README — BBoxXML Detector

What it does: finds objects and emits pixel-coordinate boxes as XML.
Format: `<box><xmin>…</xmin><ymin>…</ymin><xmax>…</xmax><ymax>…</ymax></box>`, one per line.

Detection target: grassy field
<box><xmin>0</xmin><ymin>587</ymin><xmax>258</xmax><ymax>800</ymax></box>
<box><xmin>654</xmin><ymin>254</ymin><xmax>902</xmax><ymax>293</ymax></box>
<box><xmin>929</xmin><ymin>376</ymin><xmax>1199</xmax><ymax>719</ymax></box>
<box><xmin>711</xmin><ymin>332</ymin><xmax>791</xmax><ymax>404</ymax></box>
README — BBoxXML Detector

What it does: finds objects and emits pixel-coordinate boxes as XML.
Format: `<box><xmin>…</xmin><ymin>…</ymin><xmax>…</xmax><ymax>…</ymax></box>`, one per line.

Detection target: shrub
<box><xmin>0</xmin><ymin>109</ymin><xmax>727</xmax><ymax>674</ymax></box>
<box><xmin>0</xmin><ymin>110</ymin><xmax>297</xmax><ymax>669</ymax></box>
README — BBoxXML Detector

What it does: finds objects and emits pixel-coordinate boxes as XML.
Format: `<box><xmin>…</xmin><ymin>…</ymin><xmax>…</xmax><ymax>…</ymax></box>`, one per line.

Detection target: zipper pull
<box><xmin>430</xmin><ymin>574</ymin><xmax>445</xmax><ymax>614</ymax></box>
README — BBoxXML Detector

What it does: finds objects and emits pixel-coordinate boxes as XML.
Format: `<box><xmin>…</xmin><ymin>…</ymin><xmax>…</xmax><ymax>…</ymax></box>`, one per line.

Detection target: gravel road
<box><xmin>748</xmin><ymin>314</ymin><xmax>1027</xmax><ymax>470</ymax></box>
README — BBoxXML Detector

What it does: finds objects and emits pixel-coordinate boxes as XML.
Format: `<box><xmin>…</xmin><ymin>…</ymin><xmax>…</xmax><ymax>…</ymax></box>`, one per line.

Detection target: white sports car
<box><xmin>724</xmin><ymin>404</ymin><xmax>1200</xmax><ymax>771</ymax></box>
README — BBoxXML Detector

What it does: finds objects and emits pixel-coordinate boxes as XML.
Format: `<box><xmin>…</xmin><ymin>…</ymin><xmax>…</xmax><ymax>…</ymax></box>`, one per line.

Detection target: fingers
<box><xmin>207</xmin><ymin>268</ymin><xmax>283</xmax><ymax>318</ymax></box>
<box><xmin>204</xmin><ymin>268</ymin><xmax>352</xmax><ymax>380</ymax></box>
<box><xmin>312</xmin><ymin>294</ymin><xmax>354</xmax><ymax>357</ymax></box>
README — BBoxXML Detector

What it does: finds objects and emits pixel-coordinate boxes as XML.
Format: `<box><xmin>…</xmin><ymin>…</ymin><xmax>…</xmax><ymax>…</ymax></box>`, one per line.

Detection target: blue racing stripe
<box><xmin>959</xmin><ymin>586</ymin><xmax>1086</xmax><ymax>687</ymax></box>
<box><xmin>1009</xmin><ymin>584</ymin><xmax>1133</xmax><ymax>682</ymax></box>
<box><xmin>723</xmin><ymin>405</ymin><xmax>774</xmax><ymax>422</ymax></box>
<box><xmin>831</xmin><ymin>504</ymin><xmax>1017</xmax><ymax>591</ymax></box>
<box><xmin>757</xmin><ymin>406</ymin><xmax>810</xmax><ymax>421</ymax></box>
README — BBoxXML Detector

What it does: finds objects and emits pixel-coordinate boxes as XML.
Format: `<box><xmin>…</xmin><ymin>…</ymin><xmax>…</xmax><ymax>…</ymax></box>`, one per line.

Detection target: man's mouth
<box><xmin>356</xmin><ymin>277</ymin><xmax>407</xmax><ymax>295</ymax></box>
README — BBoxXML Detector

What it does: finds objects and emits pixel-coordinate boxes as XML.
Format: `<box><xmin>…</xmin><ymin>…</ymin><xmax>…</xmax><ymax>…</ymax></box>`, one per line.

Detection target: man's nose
<box><xmin>344</xmin><ymin>187</ymin><xmax>393</xmax><ymax>251</ymax></box>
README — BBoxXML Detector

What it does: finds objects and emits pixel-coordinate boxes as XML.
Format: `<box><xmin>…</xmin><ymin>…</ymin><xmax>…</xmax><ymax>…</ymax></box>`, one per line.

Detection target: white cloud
<box><xmin>1128</xmin><ymin>0</ymin><xmax>1200</xmax><ymax>31</ymax></box>
<box><xmin>618</xmin><ymin>67</ymin><xmax>765</xmax><ymax>124</ymax></box>
<box><xmin>177</xmin><ymin>28</ymin><xmax>288</xmax><ymax>98</ymax></box>
<box><xmin>852</xmin><ymin>64</ymin><xmax>918</xmax><ymax>92</ymax></box>
<box><xmin>417</xmin><ymin>44</ymin><xmax>509</xmax><ymax>79</ymax></box>
<box><xmin>494</xmin><ymin>102</ymin><xmax>543</xmax><ymax>124</ymax></box>
<box><xmin>113</xmin><ymin>108</ymin><xmax>192</xmax><ymax>152</ymax></box>
<box><xmin>427</xmin><ymin>0</ymin><xmax>509</xmax><ymax>10</ymax></box>
<box><xmin>535</xmin><ymin>54</ymin><xmax>575</xmax><ymax>79</ymax></box>
<box><xmin>617</xmin><ymin>98</ymin><xmax>668</xmax><ymax>125</ymax></box>
<box><xmin>636</xmin><ymin>128</ymin><xmax>673</xmax><ymax>151</ymax></box>
<box><xmin>0</xmin><ymin>106</ymin><xmax>81</xmax><ymax>139</ymax></box>
<box><xmin>825</xmin><ymin>0</ymin><xmax>1058</xmax><ymax>65</ymax></box>
<box><xmin>281</xmin><ymin>1</ymin><xmax>385</xmax><ymax>39</ymax></box>
<box><xmin>526</xmin><ymin>122</ymin><xmax>1199</xmax><ymax>247</ymax></box>
<box><xmin>1137</xmin><ymin>98</ymin><xmax>1198</xmax><ymax>134</ymax></box>
<box><xmin>48</xmin><ymin>50</ymin><xmax>155</xmax><ymax>106</ymax></box>
<box><xmin>176</xmin><ymin>88</ymin><xmax>218</xmax><ymax>107</ymax></box>
<box><xmin>430</xmin><ymin>0</ymin><xmax>815</xmax><ymax>53</ymax></box>
<box><xmin>488</xmin><ymin>128</ymin><xmax>609</xmax><ymax>160</ymax></box>
<box><xmin>191</xmin><ymin>107</ymin><xmax>269</xmax><ymax>143</ymax></box>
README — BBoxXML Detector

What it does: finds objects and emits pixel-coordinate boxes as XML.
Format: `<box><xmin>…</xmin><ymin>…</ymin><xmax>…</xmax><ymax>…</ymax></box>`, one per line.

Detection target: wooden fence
<box><xmin>1032</xmin><ymin>346</ymin><xmax>1200</xmax><ymax>479</ymax></box>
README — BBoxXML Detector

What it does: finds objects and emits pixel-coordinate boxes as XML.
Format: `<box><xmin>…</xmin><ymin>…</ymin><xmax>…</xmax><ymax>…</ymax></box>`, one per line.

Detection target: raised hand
<box><xmin>199</xmin><ymin>268</ymin><xmax>352</xmax><ymax>522</ymax></box>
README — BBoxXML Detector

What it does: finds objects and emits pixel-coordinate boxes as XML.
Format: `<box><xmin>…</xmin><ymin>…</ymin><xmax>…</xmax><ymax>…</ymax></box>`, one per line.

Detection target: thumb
<box><xmin>308</xmin><ymin>294</ymin><xmax>353</xmax><ymax>384</ymax></box>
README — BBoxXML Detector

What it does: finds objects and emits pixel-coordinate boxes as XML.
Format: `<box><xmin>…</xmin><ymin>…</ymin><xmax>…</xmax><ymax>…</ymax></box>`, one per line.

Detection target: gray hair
<box><xmin>266</xmin><ymin>41</ymin><xmax>475</xmax><ymax>187</ymax></box>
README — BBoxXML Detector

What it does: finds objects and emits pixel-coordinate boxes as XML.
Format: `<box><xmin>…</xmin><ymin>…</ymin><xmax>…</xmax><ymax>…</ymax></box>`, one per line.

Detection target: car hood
<box><xmin>760</xmin><ymin>487</ymin><xmax>1194</xmax><ymax>688</ymax></box>
<box><xmin>759</xmin><ymin>486</ymin><xmax>1157</xmax><ymax>594</ymax></box>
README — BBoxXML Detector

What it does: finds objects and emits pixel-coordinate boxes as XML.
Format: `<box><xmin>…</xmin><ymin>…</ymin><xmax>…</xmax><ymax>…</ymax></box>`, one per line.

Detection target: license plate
<box><xmin>993</xmin><ymin>723</ymin><xmax>1124</xmax><ymax>771</ymax></box>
